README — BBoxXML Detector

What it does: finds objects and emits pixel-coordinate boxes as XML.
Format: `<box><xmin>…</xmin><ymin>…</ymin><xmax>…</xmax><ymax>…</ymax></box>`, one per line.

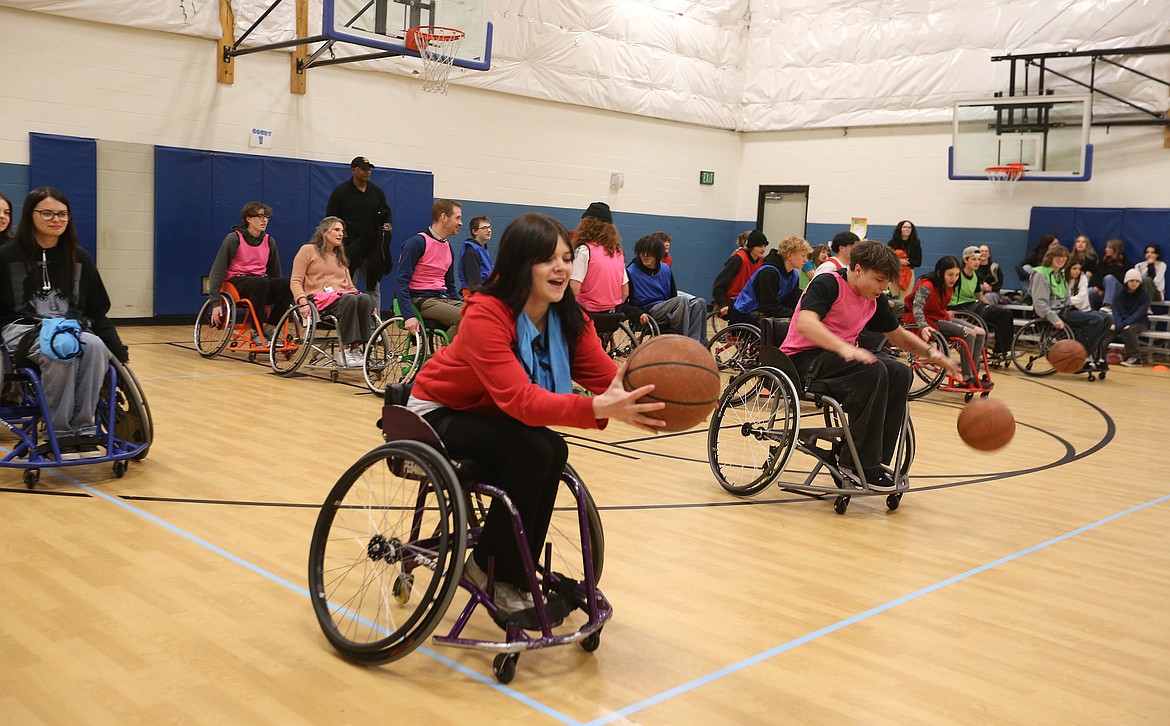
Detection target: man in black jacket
<box><xmin>326</xmin><ymin>156</ymin><xmax>392</xmax><ymax>309</ymax></box>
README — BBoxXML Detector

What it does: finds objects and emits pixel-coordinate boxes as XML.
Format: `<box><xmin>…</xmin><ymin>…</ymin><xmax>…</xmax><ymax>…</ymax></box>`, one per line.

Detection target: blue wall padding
<box><xmin>155</xmin><ymin>146</ymin><xmax>434</xmax><ymax>315</ymax></box>
<box><xmin>29</xmin><ymin>133</ymin><xmax>98</xmax><ymax>257</ymax></box>
<box><xmin>1029</xmin><ymin>206</ymin><xmax>1170</xmax><ymax>290</ymax></box>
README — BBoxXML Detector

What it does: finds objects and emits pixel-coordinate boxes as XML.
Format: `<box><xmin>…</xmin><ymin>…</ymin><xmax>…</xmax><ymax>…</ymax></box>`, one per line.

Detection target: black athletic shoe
<box><xmin>864</xmin><ymin>468</ymin><xmax>898</xmax><ymax>492</ymax></box>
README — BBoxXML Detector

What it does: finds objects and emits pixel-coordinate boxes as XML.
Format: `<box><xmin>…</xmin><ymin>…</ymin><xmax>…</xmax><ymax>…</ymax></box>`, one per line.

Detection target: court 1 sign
<box><xmin>250</xmin><ymin>128</ymin><xmax>274</xmax><ymax>149</ymax></box>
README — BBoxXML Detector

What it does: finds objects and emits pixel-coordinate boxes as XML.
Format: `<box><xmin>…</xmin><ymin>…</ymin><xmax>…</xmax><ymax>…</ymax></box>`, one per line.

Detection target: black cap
<box><xmin>581</xmin><ymin>202</ymin><xmax>613</xmax><ymax>225</ymax></box>
<box><xmin>350</xmin><ymin>156</ymin><xmax>374</xmax><ymax>169</ymax></box>
<box><xmin>746</xmin><ymin>230</ymin><xmax>768</xmax><ymax>249</ymax></box>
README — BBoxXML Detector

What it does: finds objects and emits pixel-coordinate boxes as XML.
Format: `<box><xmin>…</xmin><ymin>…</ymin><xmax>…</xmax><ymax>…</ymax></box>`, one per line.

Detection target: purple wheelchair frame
<box><xmin>380</xmin><ymin>405</ymin><xmax>611</xmax><ymax>682</ymax></box>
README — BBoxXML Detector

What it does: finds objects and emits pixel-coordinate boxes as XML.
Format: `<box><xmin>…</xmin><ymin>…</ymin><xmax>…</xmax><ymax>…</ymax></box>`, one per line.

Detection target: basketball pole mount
<box><xmin>217</xmin><ymin>0</ymin><xmax>316</xmax><ymax>95</ymax></box>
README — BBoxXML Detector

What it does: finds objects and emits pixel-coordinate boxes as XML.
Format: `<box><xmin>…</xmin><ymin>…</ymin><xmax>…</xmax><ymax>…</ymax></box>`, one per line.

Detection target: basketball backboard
<box><xmin>322</xmin><ymin>0</ymin><xmax>492</xmax><ymax>71</ymax></box>
<box><xmin>949</xmin><ymin>95</ymin><xmax>1093</xmax><ymax>181</ymax></box>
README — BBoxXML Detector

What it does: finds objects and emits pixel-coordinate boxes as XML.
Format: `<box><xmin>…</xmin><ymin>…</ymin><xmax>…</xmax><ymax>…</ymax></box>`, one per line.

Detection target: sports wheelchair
<box><xmin>1010</xmin><ymin>317</ymin><xmax>1106</xmax><ymax>382</ymax></box>
<box><xmin>195</xmin><ymin>281</ymin><xmax>277</xmax><ymax>361</ymax></box>
<box><xmin>894</xmin><ymin>323</ymin><xmax>994</xmax><ymax>402</ymax></box>
<box><xmin>307</xmin><ymin>389</ymin><xmax>609</xmax><ymax>683</ymax></box>
<box><xmin>267</xmin><ymin>301</ymin><xmax>381</xmax><ymax>387</ymax></box>
<box><xmin>707</xmin><ymin>345</ymin><xmax>915</xmax><ymax>515</ymax></box>
<box><xmin>361</xmin><ymin>303</ymin><xmax>453</xmax><ymax>394</ymax></box>
<box><xmin>1</xmin><ymin>352</ymin><xmax>153</xmax><ymax>488</ymax></box>
<box><xmin>588</xmin><ymin>310</ymin><xmax>658</xmax><ymax>367</ymax></box>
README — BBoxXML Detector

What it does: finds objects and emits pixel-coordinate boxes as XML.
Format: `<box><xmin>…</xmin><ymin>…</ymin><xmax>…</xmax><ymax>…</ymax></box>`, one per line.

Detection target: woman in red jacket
<box><xmin>903</xmin><ymin>255</ymin><xmax>988</xmax><ymax>387</ymax></box>
<box><xmin>407</xmin><ymin>212</ymin><xmax>664</xmax><ymax>611</ymax></box>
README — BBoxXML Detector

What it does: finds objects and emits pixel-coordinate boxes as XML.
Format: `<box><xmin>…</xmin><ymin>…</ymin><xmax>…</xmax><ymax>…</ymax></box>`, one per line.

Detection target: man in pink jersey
<box><xmin>781</xmin><ymin>240</ymin><xmax>958</xmax><ymax>491</ymax></box>
<box><xmin>393</xmin><ymin>199</ymin><xmax>464</xmax><ymax>338</ymax></box>
<box><xmin>206</xmin><ymin>201</ymin><xmax>292</xmax><ymax>346</ymax></box>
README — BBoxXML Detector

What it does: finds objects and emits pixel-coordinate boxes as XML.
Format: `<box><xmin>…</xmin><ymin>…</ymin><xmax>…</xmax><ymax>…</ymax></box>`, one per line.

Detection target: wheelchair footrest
<box><xmin>490</xmin><ymin>576</ymin><xmax>581</xmax><ymax>631</ymax></box>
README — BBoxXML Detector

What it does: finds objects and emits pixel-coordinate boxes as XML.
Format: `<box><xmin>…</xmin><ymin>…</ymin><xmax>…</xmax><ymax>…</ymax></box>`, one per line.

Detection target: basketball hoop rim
<box><xmin>406</xmin><ymin>25</ymin><xmax>466</xmax><ymax>52</ymax></box>
<box><xmin>985</xmin><ymin>163</ymin><xmax>1026</xmax><ymax>181</ymax></box>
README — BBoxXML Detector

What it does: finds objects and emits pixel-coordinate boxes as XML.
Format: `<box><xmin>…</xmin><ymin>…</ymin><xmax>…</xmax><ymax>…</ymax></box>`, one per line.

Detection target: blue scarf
<box><xmin>516</xmin><ymin>310</ymin><xmax>572</xmax><ymax>393</ymax></box>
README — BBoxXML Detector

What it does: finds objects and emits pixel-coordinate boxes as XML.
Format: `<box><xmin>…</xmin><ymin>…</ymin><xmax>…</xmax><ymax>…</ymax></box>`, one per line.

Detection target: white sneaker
<box><xmin>345</xmin><ymin>349</ymin><xmax>365</xmax><ymax>368</ymax></box>
<box><xmin>463</xmin><ymin>556</ymin><xmax>534</xmax><ymax>612</ymax></box>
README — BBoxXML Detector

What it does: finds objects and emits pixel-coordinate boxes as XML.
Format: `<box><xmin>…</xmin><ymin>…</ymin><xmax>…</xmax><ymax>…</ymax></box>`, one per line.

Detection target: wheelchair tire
<box><xmin>602</xmin><ymin>319</ymin><xmax>656</xmax><ymax>368</ymax></box>
<box><xmin>1011</xmin><ymin>319</ymin><xmax>1072</xmax><ymax>376</ymax></box>
<box><xmin>270</xmin><ymin>306</ymin><xmax>316</xmax><ymax>376</ymax></box>
<box><xmin>194</xmin><ymin>294</ymin><xmax>235</xmax><ymax>358</ymax></box>
<box><xmin>548</xmin><ymin>463</ymin><xmax>605</xmax><ymax>585</ymax></box>
<box><xmin>362</xmin><ymin>317</ymin><xmax>425</xmax><ymax>394</ymax></box>
<box><xmin>106</xmin><ymin>360</ymin><xmax>154</xmax><ymax>461</ymax></box>
<box><xmin>708</xmin><ymin>367</ymin><xmax>800</xmax><ymax>496</ymax></box>
<box><xmin>897</xmin><ymin>325</ymin><xmax>948</xmax><ymax>400</ymax></box>
<box><xmin>708</xmin><ymin>323</ymin><xmax>763</xmax><ymax>381</ymax></box>
<box><xmin>308</xmin><ymin>441</ymin><xmax>467</xmax><ymax>665</ymax></box>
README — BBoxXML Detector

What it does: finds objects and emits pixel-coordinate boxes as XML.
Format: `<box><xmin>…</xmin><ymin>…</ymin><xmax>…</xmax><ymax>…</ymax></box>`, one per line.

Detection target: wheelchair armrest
<box><xmin>378</xmin><ymin>404</ymin><xmax>449</xmax><ymax>457</ymax></box>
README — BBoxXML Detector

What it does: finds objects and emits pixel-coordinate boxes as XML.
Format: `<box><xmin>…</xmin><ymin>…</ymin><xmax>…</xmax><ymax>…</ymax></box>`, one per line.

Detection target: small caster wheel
<box><xmin>1097</xmin><ymin>370</ymin><xmax>1106</xmax><ymax>380</ymax></box>
<box><xmin>248</xmin><ymin>352</ymin><xmax>257</xmax><ymax>363</ymax></box>
<box><xmin>493</xmin><ymin>653</ymin><xmax>518</xmax><ymax>684</ymax></box>
<box><xmin>886</xmin><ymin>493</ymin><xmax>902</xmax><ymax>511</ymax></box>
<box><xmin>330</xmin><ymin>370</ymin><xmax>340</xmax><ymax>383</ymax></box>
<box><xmin>24</xmin><ymin>468</ymin><xmax>40</xmax><ymax>489</ymax></box>
<box><xmin>833</xmin><ymin>495</ymin><xmax>850</xmax><ymax>515</ymax></box>
<box><xmin>392</xmin><ymin>573</ymin><xmax>414</xmax><ymax>604</ymax></box>
<box><xmin>964</xmin><ymin>392</ymin><xmax>973</xmax><ymax>402</ymax></box>
<box><xmin>113</xmin><ymin>460</ymin><xmax>128</xmax><ymax>478</ymax></box>
<box><xmin>980</xmin><ymin>391</ymin><xmax>990</xmax><ymax>398</ymax></box>
<box><xmin>581</xmin><ymin>629</ymin><xmax>602</xmax><ymax>653</ymax></box>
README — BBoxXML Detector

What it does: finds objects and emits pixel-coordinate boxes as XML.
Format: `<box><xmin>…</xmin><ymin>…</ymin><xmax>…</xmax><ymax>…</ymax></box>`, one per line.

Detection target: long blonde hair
<box><xmin>309</xmin><ymin>216</ymin><xmax>349</xmax><ymax>267</ymax></box>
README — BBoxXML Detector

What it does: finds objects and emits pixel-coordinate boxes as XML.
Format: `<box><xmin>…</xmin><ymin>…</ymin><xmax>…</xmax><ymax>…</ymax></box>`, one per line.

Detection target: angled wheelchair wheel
<box><xmin>544</xmin><ymin>463</ymin><xmax>605</xmax><ymax>586</ymax></box>
<box><xmin>270</xmin><ymin>306</ymin><xmax>316</xmax><ymax>376</ymax></box>
<box><xmin>708</xmin><ymin>324</ymin><xmax>763</xmax><ymax>384</ymax></box>
<box><xmin>603</xmin><ymin>319</ymin><xmax>656</xmax><ymax>368</ymax></box>
<box><xmin>308</xmin><ymin>441</ymin><xmax>467</xmax><ymax>665</ymax></box>
<box><xmin>1011</xmin><ymin>319</ymin><xmax>1072</xmax><ymax>376</ymax></box>
<box><xmin>101</xmin><ymin>359</ymin><xmax>154</xmax><ymax>461</ymax></box>
<box><xmin>708</xmin><ymin>367</ymin><xmax>799</xmax><ymax>496</ymax></box>
<box><xmin>363</xmin><ymin>317</ymin><xmax>425</xmax><ymax>394</ymax></box>
<box><xmin>194</xmin><ymin>293</ymin><xmax>235</xmax><ymax>358</ymax></box>
<box><xmin>896</xmin><ymin>325</ymin><xmax>948</xmax><ymax>399</ymax></box>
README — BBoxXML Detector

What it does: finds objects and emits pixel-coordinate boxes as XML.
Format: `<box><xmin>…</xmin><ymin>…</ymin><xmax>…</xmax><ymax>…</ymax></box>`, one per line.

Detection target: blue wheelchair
<box><xmin>1</xmin><ymin>351</ymin><xmax>153</xmax><ymax>488</ymax></box>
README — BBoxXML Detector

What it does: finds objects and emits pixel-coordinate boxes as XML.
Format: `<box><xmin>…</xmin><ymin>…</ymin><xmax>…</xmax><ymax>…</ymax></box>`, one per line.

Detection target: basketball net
<box><xmin>985</xmin><ymin>164</ymin><xmax>1026</xmax><ymax>196</ymax></box>
<box><xmin>406</xmin><ymin>26</ymin><xmax>465</xmax><ymax>95</ymax></box>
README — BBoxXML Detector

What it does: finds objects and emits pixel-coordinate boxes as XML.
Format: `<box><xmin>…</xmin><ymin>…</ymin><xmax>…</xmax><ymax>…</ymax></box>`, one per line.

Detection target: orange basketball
<box><xmin>622</xmin><ymin>334</ymin><xmax>720</xmax><ymax>432</ymax></box>
<box><xmin>1046</xmin><ymin>338</ymin><xmax>1086</xmax><ymax>374</ymax></box>
<box><xmin>956</xmin><ymin>398</ymin><xmax>1016</xmax><ymax>451</ymax></box>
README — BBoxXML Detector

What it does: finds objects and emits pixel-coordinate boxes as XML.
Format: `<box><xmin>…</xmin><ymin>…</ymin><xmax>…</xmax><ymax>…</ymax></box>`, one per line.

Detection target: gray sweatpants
<box><xmin>3</xmin><ymin>324</ymin><xmax>111</xmax><ymax>438</ymax></box>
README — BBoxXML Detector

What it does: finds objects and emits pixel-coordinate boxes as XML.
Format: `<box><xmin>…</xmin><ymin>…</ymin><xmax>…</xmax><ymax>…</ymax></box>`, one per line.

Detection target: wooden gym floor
<box><xmin>2</xmin><ymin>325</ymin><xmax>1167</xmax><ymax>724</ymax></box>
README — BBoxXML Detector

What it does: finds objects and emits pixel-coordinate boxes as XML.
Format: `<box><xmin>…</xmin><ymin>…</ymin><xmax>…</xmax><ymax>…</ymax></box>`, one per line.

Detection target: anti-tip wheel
<box><xmin>23</xmin><ymin>468</ymin><xmax>40</xmax><ymax>488</ymax></box>
<box><xmin>581</xmin><ymin>629</ymin><xmax>602</xmax><ymax>653</ymax></box>
<box><xmin>493</xmin><ymin>653</ymin><xmax>518</xmax><ymax>684</ymax></box>
<box><xmin>833</xmin><ymin>495</ymin><xmax>850</xmax><ymax>515</ymax></box>
<box><xmin>886</xmin><ymin>493</ymin><xmax>902</xmax><ymax>510</ymax></box>
<box><xmin>113</xmin><ymin>460</ymin><xmax>128</xmax><ymax>478</ymax></box>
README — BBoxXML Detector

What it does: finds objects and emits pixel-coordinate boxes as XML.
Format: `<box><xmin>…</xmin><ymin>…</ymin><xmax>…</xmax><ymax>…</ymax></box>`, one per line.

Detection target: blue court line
<box><xmin>51</xmin><ymin>474</ymin><xmax>581</xmax><ymax>725</ymax></box>
<box><xmin>586</xmin><ymin>492</ymin><xmax>1170</xmax><ymax>726</ymax></box>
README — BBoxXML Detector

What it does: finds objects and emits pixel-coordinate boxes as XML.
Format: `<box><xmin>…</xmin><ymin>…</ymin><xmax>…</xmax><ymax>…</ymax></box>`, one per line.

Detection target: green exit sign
<box><xmin>699</xmin><ymin>170</ymin><xmax>715</xmax><ymax>185</ymax></box>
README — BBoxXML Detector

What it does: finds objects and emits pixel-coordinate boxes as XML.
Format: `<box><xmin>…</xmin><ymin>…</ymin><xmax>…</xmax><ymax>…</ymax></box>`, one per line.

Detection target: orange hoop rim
<box><xmin>985</xmin><ymin>163</ymin><xmax>1026</xmax><ymax>179</ymax></box>
<box><xmin>405</xmin><ymin>25</ymin><xmax>466</xmax><ymax>52</ymax></box>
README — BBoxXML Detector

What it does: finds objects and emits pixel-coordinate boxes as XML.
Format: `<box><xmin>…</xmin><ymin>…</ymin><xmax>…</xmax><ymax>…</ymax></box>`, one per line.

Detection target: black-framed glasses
<box><xmin>250</xmin><ymin>213</ymin><xmax>271</xmax><ymax>219</ymax></box>
<box><xmin>34</xmin><ymin>209</ymin><xmax>70</xmax><ymax>221</ymax></box>
<box><xmin>475</xmin><ymin>226</ymin><xmax>491</xmax><ymax>232</ymax></box>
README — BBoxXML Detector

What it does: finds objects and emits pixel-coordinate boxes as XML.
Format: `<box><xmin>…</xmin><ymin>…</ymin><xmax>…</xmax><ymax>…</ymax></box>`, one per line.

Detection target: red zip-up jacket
<box><xmin>412</xmin><ymin>293</ymin><xmax>616</xmax><ymax>429</ymax></box>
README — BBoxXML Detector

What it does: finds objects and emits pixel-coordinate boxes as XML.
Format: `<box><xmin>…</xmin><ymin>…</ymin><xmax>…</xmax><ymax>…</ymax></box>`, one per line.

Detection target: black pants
<box><xmin>952</xmin><ymin>301</ymin><xmax>1013</xmax><ymax>354</ymax></box>
<box><xmin>791</xmin><ymin>350</ymin><xmax>911</xmax><ymax>472</ymax></box>
<box><xmin>423</xmin><ymin>408</ymin><xmax>568</xmax><ymax>586</ymax></box>
<box><xmin>229</xmin><ymin>275</ymin><xmax>292</xmax><ymax>327</ymax></box>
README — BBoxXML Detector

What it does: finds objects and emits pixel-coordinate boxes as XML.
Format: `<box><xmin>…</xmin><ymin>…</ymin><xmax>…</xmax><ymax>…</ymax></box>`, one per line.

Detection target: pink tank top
<box><xmin>781</xmin><ymin>274</ymin><xmax>876</xmax><ymax>355</ymax></box>
<box><xmin>226</xmin><ymin>232</ymin><xmax>270</xmax><ymax>277</ymax></box>
<box><xmin>576</xmin><ymin>242</ymin><xmax>626</xmax><ymax>312</ymax></box>
<box><xmin>409</xmin><ymin>233</ymin><xmax>452</xmax><ymax>292</ymax></box>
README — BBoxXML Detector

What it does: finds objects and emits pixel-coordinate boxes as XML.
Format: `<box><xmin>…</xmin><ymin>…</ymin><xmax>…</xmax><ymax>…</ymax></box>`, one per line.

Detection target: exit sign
<box><xmin>699</xmin><ymin>170</ymin><xmax>715</xmax><ymax>185</ymax></box>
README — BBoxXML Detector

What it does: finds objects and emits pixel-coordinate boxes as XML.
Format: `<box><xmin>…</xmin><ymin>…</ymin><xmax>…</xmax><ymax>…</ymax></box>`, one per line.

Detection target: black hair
<box><xmin>634</xmin><ymin>234</ymin><xmax>665</xmax><ymax>262</ymax></box>
<box><xmin>15</xmin><ymin>187</ymin><xmax>78</xmax><ymax>296</ymax></box>
<box><xmin>479</xmin><ymin>212</ymin><xmax>584</xmax><ymax>352</ymax></box>
<box><xmin>1144</xmin><ymin>243</ymin><xmax>1163</xmax><ymax>262</ymax></box>
<box><xmin>831</xmin><ymin>231</ymin><xmax>859</xmax><ymax>254</ymax></box>
<box><xmin>926</xmin><ymin>255</ymin><xmax>961</xmax><ymax>294</ymax></box>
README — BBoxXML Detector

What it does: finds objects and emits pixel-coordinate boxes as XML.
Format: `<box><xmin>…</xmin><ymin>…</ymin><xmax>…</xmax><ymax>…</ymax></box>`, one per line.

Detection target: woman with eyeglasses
<box><xmin>205</xmin><ymin>201</ymin><xmax>293</xmax><ymax>346</ymax></box>
<box><xmin>0</xmin><ymin>187</ymin><xmax>128</xmax><ymax>459</ymax></box>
